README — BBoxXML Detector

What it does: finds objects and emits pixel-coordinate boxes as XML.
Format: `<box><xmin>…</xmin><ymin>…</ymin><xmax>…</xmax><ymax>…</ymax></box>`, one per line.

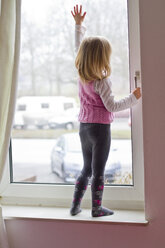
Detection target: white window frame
<box><xmin>0</xmin><ymin>0</ymin><xmax>144</xmax><ymax>210</ymax></box>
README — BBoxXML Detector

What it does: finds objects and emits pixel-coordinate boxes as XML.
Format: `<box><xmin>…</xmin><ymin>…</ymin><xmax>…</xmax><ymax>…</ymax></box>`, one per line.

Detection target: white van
<box><xmin>13</xmin><ymin>96</ymin><xmax>78</xmax><ymax>129</ymax></box>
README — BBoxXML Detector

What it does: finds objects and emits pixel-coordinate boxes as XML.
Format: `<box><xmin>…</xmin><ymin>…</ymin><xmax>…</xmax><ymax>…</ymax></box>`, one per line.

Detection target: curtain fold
<box><xmin>0</xmin><ymin>207</ymin><xmax>9</xmax><ymax>248</ymax></box>
<box><xmin>0</xmin><ymin>0</ymin><xmax>21</xmax><ymax>247</ymax></box>
<box><xmin>0</xmin><ymin>0</ymin><xmax>21</xmax><ymax>179</ymax></box>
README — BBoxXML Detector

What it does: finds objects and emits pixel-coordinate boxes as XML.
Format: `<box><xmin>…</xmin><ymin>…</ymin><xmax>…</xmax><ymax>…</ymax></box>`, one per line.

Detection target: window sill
<box><xmin>2</xmin><ymin>205</ymin><xmax>148</xmax><ymax>225</ymax></box>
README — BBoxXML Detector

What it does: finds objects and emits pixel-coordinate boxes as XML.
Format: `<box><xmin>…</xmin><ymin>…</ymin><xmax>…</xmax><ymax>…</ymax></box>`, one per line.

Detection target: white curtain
<box><xmin>0</xmin><ymin>0</ymin><xmax>21</xmax><ymax>247</ymax></box>
<box><xmin>0</xmin><ymin>207</ymin><xmax>9</xmax><ymax>248</ymax></box>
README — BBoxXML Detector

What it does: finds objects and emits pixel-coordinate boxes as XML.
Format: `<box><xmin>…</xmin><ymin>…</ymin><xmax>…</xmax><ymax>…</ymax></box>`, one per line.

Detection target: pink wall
<box><xmin>5</xmin><ymin>0</ymin><xmax>165</xmax><ymax>247</ymax></box>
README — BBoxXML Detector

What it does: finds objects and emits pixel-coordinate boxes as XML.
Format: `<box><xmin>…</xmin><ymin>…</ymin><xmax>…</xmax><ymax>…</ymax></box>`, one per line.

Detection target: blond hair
<box><xmin>75</xmin><ymin>36</ymin><xmax>112</xmax><ymax>83</ymax></box>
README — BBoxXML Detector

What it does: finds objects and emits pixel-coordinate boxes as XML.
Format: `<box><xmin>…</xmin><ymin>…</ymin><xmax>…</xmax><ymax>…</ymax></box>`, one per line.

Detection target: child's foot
<box><xmin>70</xmin><ymin>206</ymin><xmax>82</xmax><ymax>216</ymax></box>
<box><xmin>92</xmin><ymin>207</ymin><xmax>114</xmax><ymax>217</ymax></box>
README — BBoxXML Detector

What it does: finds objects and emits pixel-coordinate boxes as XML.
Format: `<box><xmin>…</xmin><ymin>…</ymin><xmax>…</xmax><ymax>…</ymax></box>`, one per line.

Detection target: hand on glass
<box><xmin>71</xmin><ymin>5</ymin><xmax>86</xmax><ymax>25</ymax></box>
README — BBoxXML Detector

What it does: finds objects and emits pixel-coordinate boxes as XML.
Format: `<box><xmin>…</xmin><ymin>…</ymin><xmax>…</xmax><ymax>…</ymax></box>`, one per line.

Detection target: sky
<box><xmin>22</xmin><ymin>0</ymin><xmax>85</xmax><ymax>25</ymax></box>
<box><xmin>22</xmin><ymin>0</ymin><xmax>127</xmax><ymax>25</ymax></box>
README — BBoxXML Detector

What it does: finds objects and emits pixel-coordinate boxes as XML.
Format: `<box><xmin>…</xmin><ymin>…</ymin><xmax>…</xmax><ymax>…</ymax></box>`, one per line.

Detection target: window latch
<box><xmin>134</xmin><ymin>71</ymin><xmax>140</xmax><ymax>88</ymax></box>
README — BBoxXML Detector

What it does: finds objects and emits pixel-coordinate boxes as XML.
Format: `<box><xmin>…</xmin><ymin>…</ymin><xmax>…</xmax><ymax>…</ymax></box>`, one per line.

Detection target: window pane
<box><xmin>11</xmin><ymin>0</ymin><xmax>133</xmax><ymax>185</ymax></box>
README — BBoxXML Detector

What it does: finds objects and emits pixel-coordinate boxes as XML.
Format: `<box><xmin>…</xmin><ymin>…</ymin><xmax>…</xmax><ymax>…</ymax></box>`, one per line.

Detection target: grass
<box><xmin>12</xmin><ymin>128</ymin><xmax>131</xmax><ymax>139</ymax></box>
<box><xmin>113</xmin><ymin>172</ymin><xmax>133</xmax><ymax>185</ymax></box>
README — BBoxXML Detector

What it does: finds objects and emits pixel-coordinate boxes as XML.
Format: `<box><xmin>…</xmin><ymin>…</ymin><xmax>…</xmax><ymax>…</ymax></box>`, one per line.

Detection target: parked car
<box><xmin>48</xmin><ymin>108</ymin><xmax>79</xmax><ymax>130</ymax></box>
<box><xmin>13</xmin><ymin>96</ymin><xmax>78</xmax><ymax>129</ymax></box>
<box><xmin>50</xmin><ymin>133</ymin><xmax>121</xmax><ymax>183</ymax></box>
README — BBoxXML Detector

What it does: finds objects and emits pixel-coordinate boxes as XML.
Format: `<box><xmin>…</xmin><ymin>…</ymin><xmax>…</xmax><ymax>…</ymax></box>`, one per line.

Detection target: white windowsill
<box><xmin>2</xmin><ymin>205</ymin><xmax>148</xmax><ymax>225</ymax></box>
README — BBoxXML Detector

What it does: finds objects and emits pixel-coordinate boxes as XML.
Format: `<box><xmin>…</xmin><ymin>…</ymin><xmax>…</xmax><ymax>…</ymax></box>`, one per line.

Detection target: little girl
<box><xmin>70</xmin><ymin>5</ymin><xmax>141</xmax><ymax>217</ymax></box>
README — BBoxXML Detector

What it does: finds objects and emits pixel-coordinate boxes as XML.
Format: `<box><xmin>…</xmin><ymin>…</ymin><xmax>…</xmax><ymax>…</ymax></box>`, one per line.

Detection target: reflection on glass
<box><xmin>11</xmin><ymin>0</ymin><xmax>132</xmax><ymax>185</ymax></box>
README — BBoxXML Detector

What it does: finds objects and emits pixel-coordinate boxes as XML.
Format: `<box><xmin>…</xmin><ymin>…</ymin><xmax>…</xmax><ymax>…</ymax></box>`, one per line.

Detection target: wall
<box><xmin>5</xmin><ymin>0</ymin><xmax>165</xmax><ymax>247</ymax></box>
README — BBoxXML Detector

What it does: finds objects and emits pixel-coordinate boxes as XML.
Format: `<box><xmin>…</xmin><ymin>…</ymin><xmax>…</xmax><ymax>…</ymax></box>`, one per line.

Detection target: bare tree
<box><xmin>18</xmin><ymin>0</ymin><xmax>130</xmax><ymax>97</ymax></box>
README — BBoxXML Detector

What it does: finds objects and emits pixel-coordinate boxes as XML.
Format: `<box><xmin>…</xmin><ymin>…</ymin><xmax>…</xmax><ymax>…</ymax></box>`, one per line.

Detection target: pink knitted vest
<box><xmin>78</xmin><ymin>80</ymin><xmax>114</xmax><ymax>124</ymax></box>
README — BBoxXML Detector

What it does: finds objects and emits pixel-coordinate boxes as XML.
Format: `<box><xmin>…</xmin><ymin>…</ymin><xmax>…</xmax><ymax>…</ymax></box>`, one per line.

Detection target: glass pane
<box><xmin>11</xmin><ymin>0</ymin><xmax>132</xmax><ymax>185</ymax></box>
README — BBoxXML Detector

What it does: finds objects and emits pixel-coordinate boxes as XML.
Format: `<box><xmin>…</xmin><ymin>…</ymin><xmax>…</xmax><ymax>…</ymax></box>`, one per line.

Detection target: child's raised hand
<box><xmin>133</xmin><ymin>87</ymin><xmax>141</xmax><ymax>100</ymax></box>
<box><xmin>71</xmin><ymin>5</ymin><xmax>86</xmax><ymax>25</ymax></box>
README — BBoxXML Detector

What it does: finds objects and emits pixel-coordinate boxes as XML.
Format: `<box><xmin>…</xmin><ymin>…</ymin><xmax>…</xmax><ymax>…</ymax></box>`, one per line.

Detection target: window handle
<box><xmin>134</xmin><ymin>71</ymin><xmax>140</xmax><ymax>88</ymax></box>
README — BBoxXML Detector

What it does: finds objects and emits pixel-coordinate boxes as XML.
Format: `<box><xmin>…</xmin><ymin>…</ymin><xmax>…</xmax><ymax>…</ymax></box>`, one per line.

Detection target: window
<box><xmin>64</xmin><ymin>103</ymin><xmax>74</xmax><ymax>111</ymax></box>
<box><xmin>41</xmin><ymin>103</ymin><xmax>49</xmax><ymax>109</ymax></box>
<box><xmin>0</xmin><ymin>0</ymin><xmax>144</xmax><ymax>210</ymax></box>
<box><xmin>17</xmin><ymin>104</ymin><xmax>26</xmax><ymax>111</ymax></box>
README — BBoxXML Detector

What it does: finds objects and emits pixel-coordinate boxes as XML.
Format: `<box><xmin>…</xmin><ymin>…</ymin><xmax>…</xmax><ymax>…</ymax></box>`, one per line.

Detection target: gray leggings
<box><xmin>70</xmin><ymin>123</ymin><xmax>112</xmax><ymax>216</ymax></box>
<box><xmin>79</xmin><ymin>122</ymin><xmax>111</xmax><ymax>179</ymax></box>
